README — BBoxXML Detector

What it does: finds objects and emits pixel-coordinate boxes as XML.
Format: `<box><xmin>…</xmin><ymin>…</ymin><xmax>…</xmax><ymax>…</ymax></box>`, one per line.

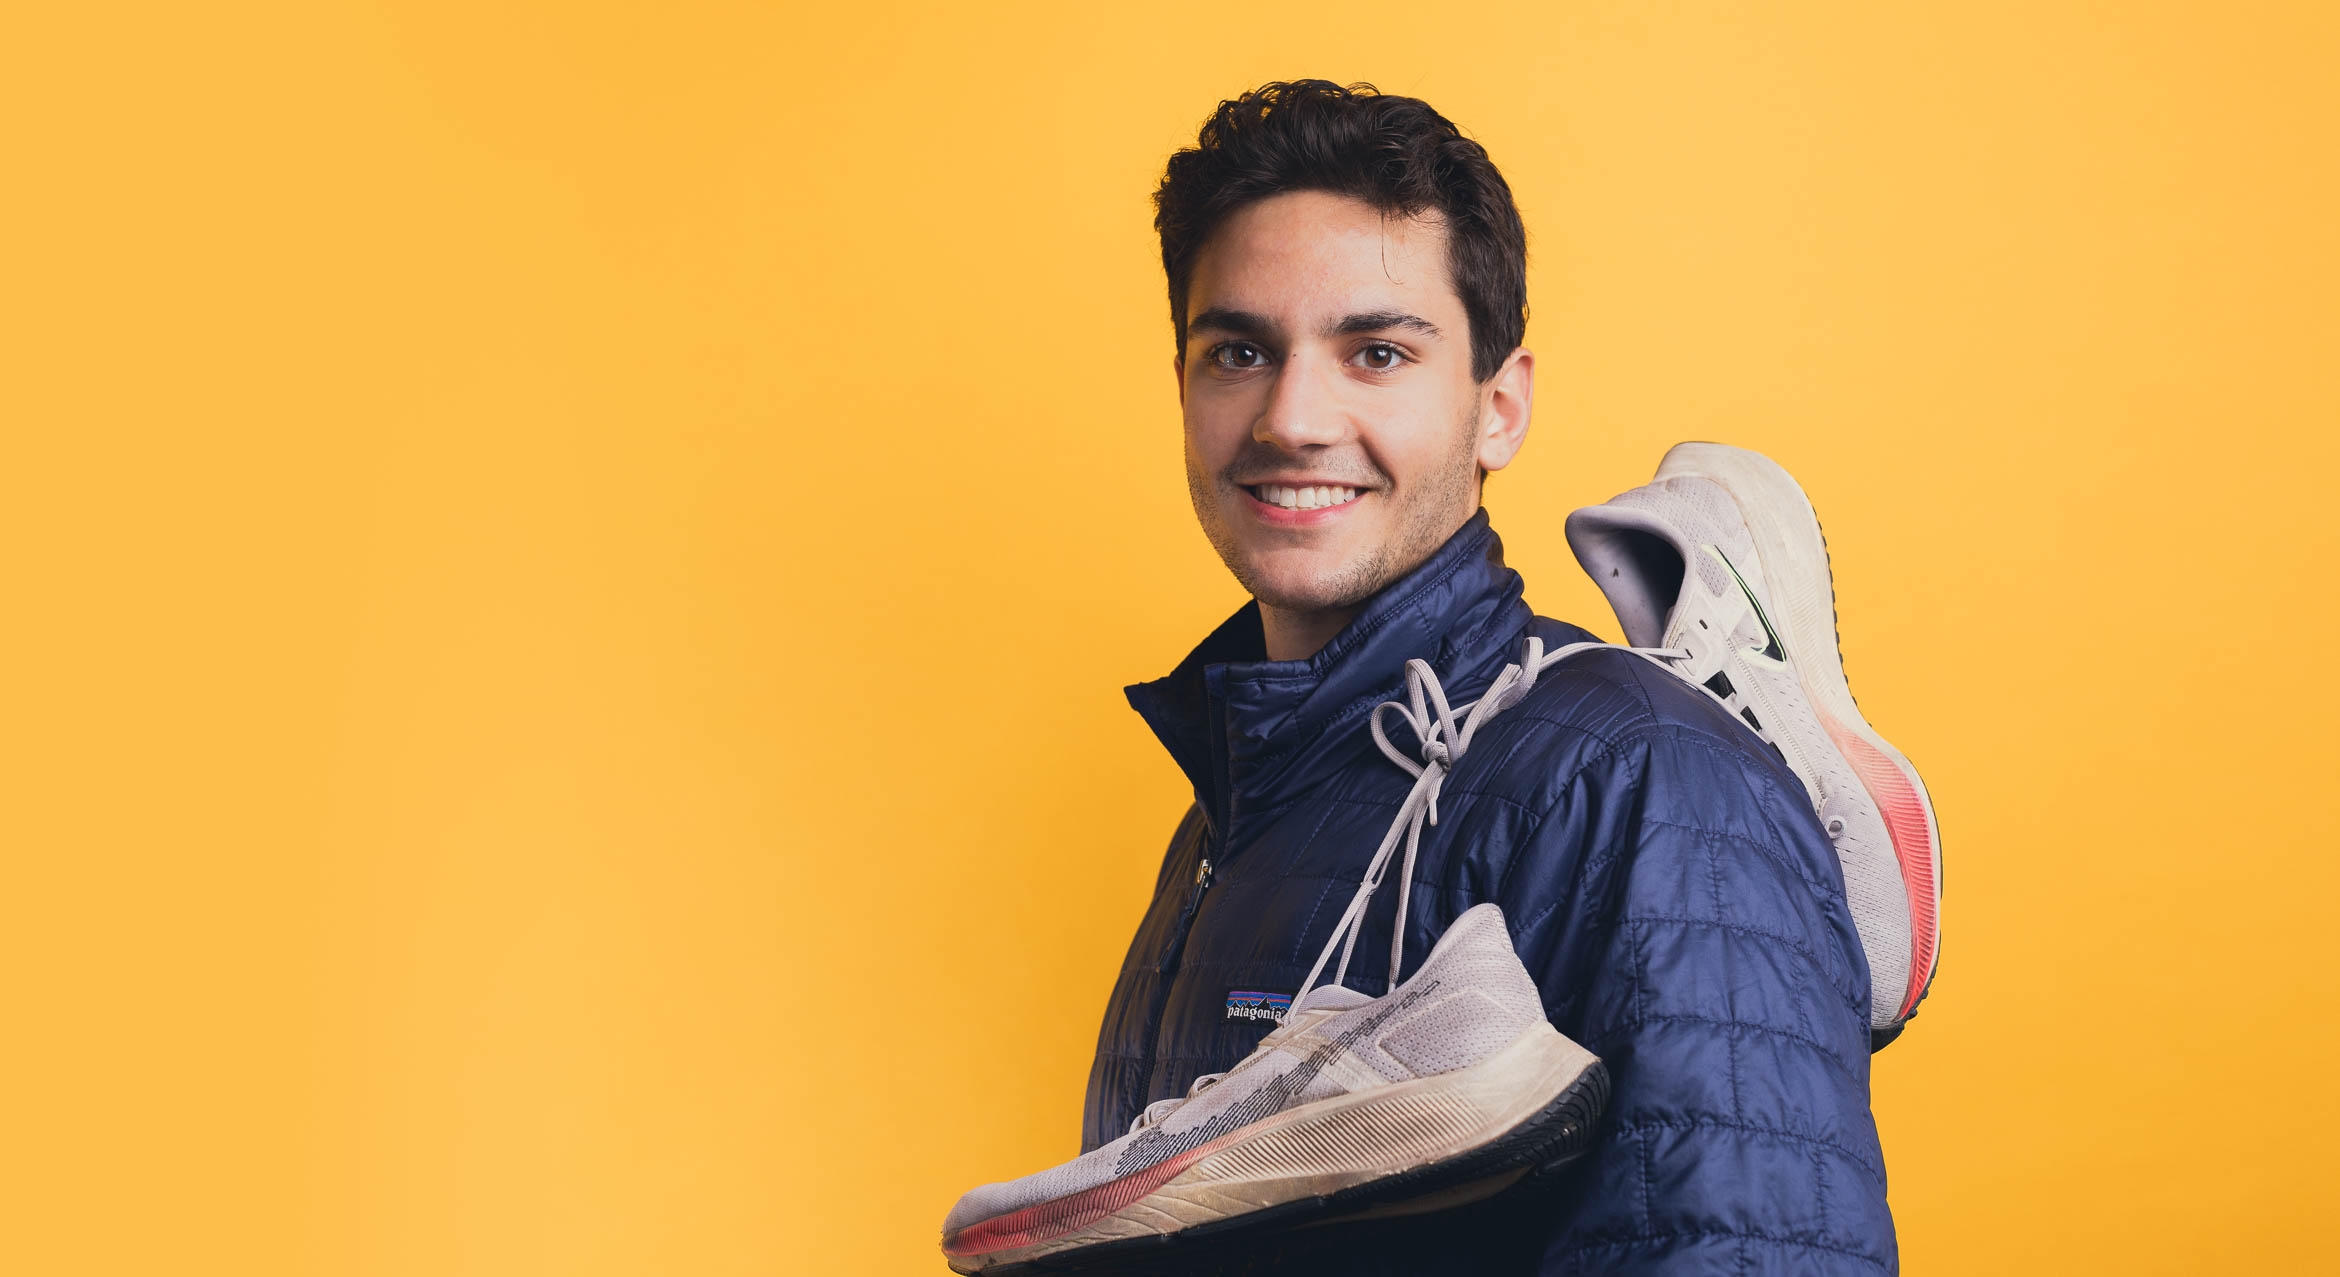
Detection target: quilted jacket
<box><xmin>1082</xmin><ymin>510</ymin><xmax>1895</xmax><ymax>1274</ymax></box>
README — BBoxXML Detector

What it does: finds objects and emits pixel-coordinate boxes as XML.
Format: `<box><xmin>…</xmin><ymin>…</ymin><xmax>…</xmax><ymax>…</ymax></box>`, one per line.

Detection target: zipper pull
<box><xmin>1156</xmin><ymin>858</ymin><xmax>1216</xmax><ymax>976</ymax></box>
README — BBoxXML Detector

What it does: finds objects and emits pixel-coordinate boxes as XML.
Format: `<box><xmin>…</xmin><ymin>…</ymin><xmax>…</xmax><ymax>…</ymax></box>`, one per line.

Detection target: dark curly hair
<box><xmin>1154</xmin><ymin>80</ymin><xmax>1529</xmax><ymax>383</ymax></box>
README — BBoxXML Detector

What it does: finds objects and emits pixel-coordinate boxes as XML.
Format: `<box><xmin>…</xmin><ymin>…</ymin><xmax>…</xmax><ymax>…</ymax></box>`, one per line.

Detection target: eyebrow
<box><xmin>1329</xmin><ymin>310</ymin><xmax>1442</xmax><ymax>339</ymax></box>
<box><xmin>1187</xmin><ymin>307</ymin><xmax>1277</xmax><ymax>337</ymax></box>
<box><xmin>1186</xmin><ymin>307</ymin><xmax>1444</xmax><ymax>341</ymax></box>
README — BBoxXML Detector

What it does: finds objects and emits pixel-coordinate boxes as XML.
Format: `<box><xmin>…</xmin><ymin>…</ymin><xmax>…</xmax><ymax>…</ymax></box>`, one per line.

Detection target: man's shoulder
<box><xmin>1451</xmin><ymin>615</ymin><xmax>1811</xmax><ymax>822</ymax></box>
<box><xmin>1498</xmin><ymin>616</ymin><xmax>1779</xmax><ymax>761</ymax></box>
<box><xmin>1458</xmin><ymin>618</ymin><xmax>1853</xmax><ymax>964</ymax></box>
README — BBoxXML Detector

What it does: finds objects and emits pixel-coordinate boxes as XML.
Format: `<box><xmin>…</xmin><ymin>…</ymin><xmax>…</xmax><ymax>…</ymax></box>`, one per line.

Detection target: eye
<box><xmin>1354</xmin><ymin>342</ymin><xmax>1408</xmax><ymax>371</ymax></box>
<box><xmin>1209</xmin><ymin>341</ymin><xmax>1269</xmax><ymax>370</ymax></box>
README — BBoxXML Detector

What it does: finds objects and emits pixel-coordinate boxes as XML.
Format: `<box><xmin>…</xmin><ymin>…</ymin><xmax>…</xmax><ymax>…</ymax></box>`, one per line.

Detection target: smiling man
<box><xmin>1068</xmin><ymin>82</ymin><xmax>1897</xmax><ymax>1274</ymax></box>
<box><xmin>1178</xmin><ymin>186</ymin><xmax>1531</xmax><ymax>661</ymax></box>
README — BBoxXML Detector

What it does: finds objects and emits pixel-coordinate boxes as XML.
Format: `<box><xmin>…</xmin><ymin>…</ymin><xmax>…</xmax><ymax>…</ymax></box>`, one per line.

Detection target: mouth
<box><xmin>1241</xmin><ymin>483</ymin><xmax>1366</xmax><ymax>513</ymax></box>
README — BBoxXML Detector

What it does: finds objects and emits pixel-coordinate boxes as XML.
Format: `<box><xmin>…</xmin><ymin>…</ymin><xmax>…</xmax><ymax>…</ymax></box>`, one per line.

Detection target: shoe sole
<box><xmin>942</xmin><ymin>1022</ymin><xmax>1607</xmax><ymax>1275</ymax></box>
<box><xmin>1653</xmin><ymin>443</ymin><xmax>1942</xmax><ymax>1026</ymax></box>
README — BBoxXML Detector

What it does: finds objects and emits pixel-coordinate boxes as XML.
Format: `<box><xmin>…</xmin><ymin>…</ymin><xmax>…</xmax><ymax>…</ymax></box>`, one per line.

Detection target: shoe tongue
<box><xmin>1564</xmin><ymin>502</ymin><xmax>1691</xmax><ymax>648</ymax></box>
<box><xmin>1290</xmin><ymin>985</ymin><xmax>1373</xmax><ymax>1015</ymax></box>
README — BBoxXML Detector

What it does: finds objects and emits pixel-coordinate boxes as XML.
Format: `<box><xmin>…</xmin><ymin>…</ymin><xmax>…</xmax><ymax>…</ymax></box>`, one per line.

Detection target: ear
<box><xmin>1475</xmin><ymin>347</ymin><xmax>1535</xmax><ymax>473</ymax></box>
<box><xmin>1172</xmin><ymin>352</ymin><xmax>1186</xmax><ymax>409</ymax></box>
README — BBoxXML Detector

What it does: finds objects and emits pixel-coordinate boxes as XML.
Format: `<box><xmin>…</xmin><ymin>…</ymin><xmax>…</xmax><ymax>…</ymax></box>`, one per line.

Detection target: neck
<box><xmin>1259</xmin><ymin>602</ymin><xmax>1361</xmax><ymax>662</ymax></box>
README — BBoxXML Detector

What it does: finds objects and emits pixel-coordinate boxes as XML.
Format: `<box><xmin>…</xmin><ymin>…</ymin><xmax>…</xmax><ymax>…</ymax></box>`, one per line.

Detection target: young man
<box><xmin>948</xmin><ymin>81</ymin><xmax>1928</xmax><ymax>1275</ymax></box>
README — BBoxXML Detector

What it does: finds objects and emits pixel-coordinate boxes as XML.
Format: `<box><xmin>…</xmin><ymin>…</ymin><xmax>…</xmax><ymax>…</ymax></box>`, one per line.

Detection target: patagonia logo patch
<box><xmin>1225</xmin><ymin>990</ymin><xmax>1291</xmax><ymax>1024</ymax></box>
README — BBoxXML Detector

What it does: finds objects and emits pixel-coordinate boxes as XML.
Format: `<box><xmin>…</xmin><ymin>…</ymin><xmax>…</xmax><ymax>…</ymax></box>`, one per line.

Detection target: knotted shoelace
<box><xmin>1131</xmin><ymin>636</ymin><xmax>1689</xmax><ymax>1133</ymax></box>
<box><xmin>1291</xmin><ymin>636</ymin><xmax>1692</xmax><ymax>1005</ymax></box>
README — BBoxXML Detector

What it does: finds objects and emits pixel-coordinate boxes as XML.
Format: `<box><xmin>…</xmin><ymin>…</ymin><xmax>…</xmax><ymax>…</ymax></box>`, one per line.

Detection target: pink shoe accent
<box><xmin>1818</xmin><ymin>711</ymin><xmax>1939</xmax><ymax>1020</ymax></box>
<box><xmin>942</xmin><ymin>1128</ymin><xmax>1245</xmax><ymax>1258</ymax></box>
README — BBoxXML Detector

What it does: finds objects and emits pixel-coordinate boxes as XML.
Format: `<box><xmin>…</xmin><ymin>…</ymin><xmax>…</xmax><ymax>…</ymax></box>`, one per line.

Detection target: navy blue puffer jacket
<box><xmin>1084</xmin><ymin>511</ymin><xmax>1894</xmax><ymax>1274</ymax></box>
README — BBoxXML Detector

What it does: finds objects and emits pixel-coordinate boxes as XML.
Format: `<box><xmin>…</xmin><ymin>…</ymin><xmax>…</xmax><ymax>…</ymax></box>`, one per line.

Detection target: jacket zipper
<box><xmin>1124</xmin><ymin>847</ymin><xmax>1215</xmax><ymax>1129</ymax></box>
<box><xmin>1155</xmin><ymin>856</ymin><xmax>1214</xmax><ymax>974</ymax></box>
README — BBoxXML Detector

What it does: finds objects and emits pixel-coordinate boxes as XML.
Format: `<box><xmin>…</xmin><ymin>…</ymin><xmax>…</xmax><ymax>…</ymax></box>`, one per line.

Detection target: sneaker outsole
<box><xmin>945</xmin><ymin>1046</ymin><xmax>1609</xmax><ymax>1275</ymax></box>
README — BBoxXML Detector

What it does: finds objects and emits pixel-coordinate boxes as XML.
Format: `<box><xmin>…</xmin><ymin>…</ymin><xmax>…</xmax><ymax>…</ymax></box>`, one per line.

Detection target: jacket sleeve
<box><xmin>1497</xmin><ymin>720</ymin><xmax>1898</xmax><ymax>1276</ymax></box>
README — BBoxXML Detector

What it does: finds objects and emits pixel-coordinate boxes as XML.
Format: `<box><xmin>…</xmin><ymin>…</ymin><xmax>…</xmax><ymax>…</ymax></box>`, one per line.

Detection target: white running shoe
<box><xmin>939</xmin><ymin>905</ymin><xmax>1608</xmax><ymax>1275</ymax></box>
<box><xmin>1566</xmin><ymin>443</ymin><xmax>1941</xmax><ymax>1042</ymax></box>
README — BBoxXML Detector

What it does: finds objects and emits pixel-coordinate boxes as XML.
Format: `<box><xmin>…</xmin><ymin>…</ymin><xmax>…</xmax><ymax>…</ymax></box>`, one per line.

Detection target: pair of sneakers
<box><xmin>941</xmin><ymin>443</ymin><xmax>1942</xmax><ymax>1275</ymax></box>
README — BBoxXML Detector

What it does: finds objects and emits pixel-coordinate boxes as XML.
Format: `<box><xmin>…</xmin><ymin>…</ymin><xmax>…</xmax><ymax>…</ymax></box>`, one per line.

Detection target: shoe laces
<box><xmin>1129</xmin><ymin>636</ymin><xmax>1688</xmax><ymax>1137</ymax></box>
<box><xmin>1132</xmin><ymin>1071</ymin><xmax>1226</xmax><ymax>1132</ymax></box>
<box><xmin>1291</xmin><ymin>637</ymin><xmax>1689</xmax><ymax>1007</ymax></box>
<box><xmin>1641</xmin><ymin>585</ymin><xmax>1788</xmax><ymax>747</ymax></box>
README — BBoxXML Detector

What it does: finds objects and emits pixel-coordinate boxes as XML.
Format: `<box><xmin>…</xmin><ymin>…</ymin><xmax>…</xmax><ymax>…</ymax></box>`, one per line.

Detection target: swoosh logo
<box><xmin>1708</xmin><ymin>546</ymin><xmax>1787</xmax><ymax>663</ymax></box>
<box><xmin>1113</xmin><ymin>983</ymin><xmax>1437</xmax><ymax>1178</ymax></box>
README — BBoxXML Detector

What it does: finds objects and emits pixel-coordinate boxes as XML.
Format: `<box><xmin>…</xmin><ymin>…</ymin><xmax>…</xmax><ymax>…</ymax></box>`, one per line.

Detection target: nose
<box><xmin>1253</xmin><ymin>351</ymin><xmax>1349</xmax><ymax>452</ymax></box>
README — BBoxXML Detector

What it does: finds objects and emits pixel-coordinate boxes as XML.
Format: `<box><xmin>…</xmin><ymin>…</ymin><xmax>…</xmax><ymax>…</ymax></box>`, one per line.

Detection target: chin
<box><xmin>1237</xmin><ymin>549</ymin><xmax>1388</xmax><ymax>616</ymax></box>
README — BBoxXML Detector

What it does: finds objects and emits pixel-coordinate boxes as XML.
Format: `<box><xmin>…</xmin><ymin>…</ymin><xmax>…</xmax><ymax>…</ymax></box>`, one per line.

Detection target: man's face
<box><xmin>1179</xmin><ymin>191</ymin><xmax>1531</xmax><ymax>621</ymax></box>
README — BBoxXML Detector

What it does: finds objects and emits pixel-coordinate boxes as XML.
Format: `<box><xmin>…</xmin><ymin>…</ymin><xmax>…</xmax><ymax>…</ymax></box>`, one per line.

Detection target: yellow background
<box><xmin>5</xmin><ymin>2</ymin><xmax>2335</xmax><ymax>1272</ymax></box>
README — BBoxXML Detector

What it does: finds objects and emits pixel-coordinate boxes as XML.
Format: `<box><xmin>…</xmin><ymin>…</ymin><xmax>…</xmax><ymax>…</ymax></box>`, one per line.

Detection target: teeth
<box><xmin>1256</xmin><ymin>485</ymin><xmax>1360</xmax><ymax>511</ymax></box>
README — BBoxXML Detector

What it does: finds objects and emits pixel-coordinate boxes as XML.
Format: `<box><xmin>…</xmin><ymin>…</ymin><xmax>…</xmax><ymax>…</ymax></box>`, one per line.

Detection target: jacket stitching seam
<box><xmin>1604</xmin><ymin>1114</ymin><xmax>1886</xmax><ymax>1183</ymax></box>
<box><xmin>1548</xmin><ymin>1229</ymin><xmax>1890</xmax><ymax>1271</ymax></box>
<box><xmin>1620</xmin><ymin>912</ymin><xmax>1863</xmax><ymax>1008</ymax></box>
<box><xmin>1278</xmin><ymin>803</ymin><xmax>1354</xmax><ymax>967</ymax></box>
<box><xmin>1632</xmin><ymin>814</ymin><xmax>1840</xmax><ymax>901</ymax></box>
<box><xmin>1601</xmin><ymin>1010</ymin><xmax>1866</xmax><ymax>1086</ymax></box>
<box><xmin>1498</xmin><ymin>730</ymin><xmax>1662</xmax><ymax>911</ymax></box>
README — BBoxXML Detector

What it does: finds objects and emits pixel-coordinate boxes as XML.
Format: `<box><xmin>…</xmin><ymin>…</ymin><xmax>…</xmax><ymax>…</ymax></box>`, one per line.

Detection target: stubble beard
<box><xmin>1186</xmin><ymin>408</ymin><xmax>1484</xmax><ymax>618</ymax></box>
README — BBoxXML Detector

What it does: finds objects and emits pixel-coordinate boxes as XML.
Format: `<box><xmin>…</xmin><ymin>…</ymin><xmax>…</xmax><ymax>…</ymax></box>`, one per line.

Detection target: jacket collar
<box><xmin>1124</xmin><ymin>510</ymin><xmax>1535</xmax><ymax>840</ymax></box>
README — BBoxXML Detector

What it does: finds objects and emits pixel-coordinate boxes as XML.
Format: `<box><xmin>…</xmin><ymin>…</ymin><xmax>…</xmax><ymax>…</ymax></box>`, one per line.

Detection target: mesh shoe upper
<box><xmin>1567</xmin><ymin>475</ymin><xmax>1917</xmax><ymax>1030</ymax></box>
<box><xmin>940</xmin><ymin>902</ymin><xmax>1545</xmax><ymax>1239</ymax></box>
